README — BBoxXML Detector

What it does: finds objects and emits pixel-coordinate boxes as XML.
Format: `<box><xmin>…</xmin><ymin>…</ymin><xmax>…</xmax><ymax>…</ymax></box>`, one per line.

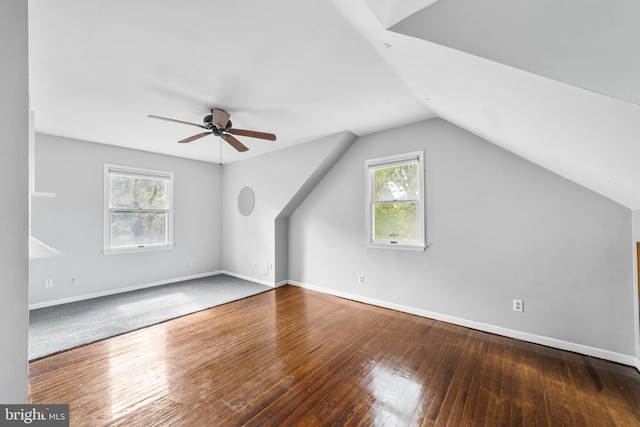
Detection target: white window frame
<box><xmin>364</xmin><ymin>150</ymin><xmax>426</xmax><ymax>251</ymax></box>
<box><xmin>103</xmin><ymin>164</ymin><xmax>174</xmax><ymax>255</ymax></box>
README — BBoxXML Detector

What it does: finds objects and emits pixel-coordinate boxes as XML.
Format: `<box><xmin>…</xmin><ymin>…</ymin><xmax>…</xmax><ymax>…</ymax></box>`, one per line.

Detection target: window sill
<box><xmin>103</xmin><ymin>245</ymin><xmax>174</xmax><ymax>255</ymax></box>
<box><xmin>364</xmin><ymin>242</ymin><xmax>426</xmax><ymax>252</ymax></box>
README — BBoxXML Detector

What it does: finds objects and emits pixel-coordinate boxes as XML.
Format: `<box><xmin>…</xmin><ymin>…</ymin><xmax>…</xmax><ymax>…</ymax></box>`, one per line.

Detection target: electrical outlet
<box><xmin>45</xmin><ymin>279</ymin><xmax>53</xmax><ymax>288</ymax></box>
<box><xmin>189</xmin><ymin>259</ymin><xmax>195</xmax><ymax>267</ymax></box>
<box><xmin>513</xmin><ymin>299</ymin><xmax>524</xmax><ymax>312</ymax></box>
<box><xmin>70</xmin><ymin>276</ymin><xmax>77</xmax><ymax>285</ymax></box>
<box><xmin>265</xmin><ymin>262</ymin><xmax>272</xmax><ymax>277</ymax></box>
<box><xmin>358</xmin><ymin>275</ymin><xmax>365</xmax><ymax>285</ymax></box>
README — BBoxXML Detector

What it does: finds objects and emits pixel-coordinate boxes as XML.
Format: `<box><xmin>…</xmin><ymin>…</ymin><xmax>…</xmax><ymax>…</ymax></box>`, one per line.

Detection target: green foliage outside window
<box><xmin>110</xmin><ymin>175</ymin><xmax>168</xmax><ymax>247</ymax></box>
<box><xmin>373</xmin><ymin>163</ymin><xmax>419</xmax><ymax>242</ymax></box>
<box><xmin>374</xmin><ymin>203</ymin><xmax>417</xmax><ymax>240</ymax></box>
<box><xmin>110</xmin><ymin>175</ymin><xmax>167</xmax><ymax>209</ymax></box>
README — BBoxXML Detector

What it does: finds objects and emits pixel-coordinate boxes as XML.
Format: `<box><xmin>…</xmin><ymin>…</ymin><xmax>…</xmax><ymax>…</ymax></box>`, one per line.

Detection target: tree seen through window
<box><xmin>373</xmin><ymin>162</ymin><xmax>419</xmax><ymax>242</ymax></box>
<box><xmin>108</xmin><ymin>172</ymin><xmax>170</xmax><ymax>248</ymax></box>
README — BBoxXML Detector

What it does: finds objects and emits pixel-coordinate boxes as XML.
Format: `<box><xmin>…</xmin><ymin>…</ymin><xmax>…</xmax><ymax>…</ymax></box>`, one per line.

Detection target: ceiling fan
<box><xmin>148</xmin><ymin>108</ymin><xmax>276</xmax><ymax>152</ymax></box>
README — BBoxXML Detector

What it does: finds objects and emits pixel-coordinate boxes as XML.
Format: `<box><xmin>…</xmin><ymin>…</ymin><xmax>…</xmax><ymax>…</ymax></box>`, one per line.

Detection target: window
<box><xmin>365</xmin><ymin>151</ymin><xmax>425</xmax><ymax>251</ymax></box>
<box><xmin>104</xmin><ymin>164</ymin><xmax>174</xmax><ymax>253</ymax></box>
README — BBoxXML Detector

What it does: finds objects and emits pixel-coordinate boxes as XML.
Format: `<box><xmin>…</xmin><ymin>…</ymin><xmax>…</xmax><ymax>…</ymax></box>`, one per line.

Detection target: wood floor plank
<box><xmin>29</xmin><ymin>285</ymin><xmax>640</xmax><ymax>426</ymax></box>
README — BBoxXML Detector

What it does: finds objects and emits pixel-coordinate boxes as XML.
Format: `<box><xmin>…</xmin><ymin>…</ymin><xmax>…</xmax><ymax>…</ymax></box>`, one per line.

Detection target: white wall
<box><xmin>289</xmin><ymin>118</ymin><xmax>637</xmax><ymax>360</ymax></box>
<box><xmin>30</xmin><ymin>134</ymin><xmax>222</xmax><ymax>306</ymax></box>
<box><xmin>222</xmin><ymin>131</ymin><xmax>356</xmax><ymax>284</ymax></box>
<box><xmin>0</xmin><ymin>0</ymin><xmax>29</xmax><ymax>402</ymax></box>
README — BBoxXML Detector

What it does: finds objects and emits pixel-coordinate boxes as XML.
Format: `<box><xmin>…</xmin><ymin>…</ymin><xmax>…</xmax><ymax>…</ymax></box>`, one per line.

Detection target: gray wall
<box><xmin>222</xmin><ymin>132</ymin><xmax>355</xmax><ymax>284</ymax></box>
<box><xmin>289</xmin><ymin>118</ymin><xmax>636</xmax><ymax>358</ymax></box>
<box><xmin>30</xmin><ymin>134</ymin><xmax>222</xmax><ymax>306</ymax></box>
<box><xmin>275</xmin><ymin>218</ymin><xmax>289</xmax><ymax>284</ymax></box>
<box><xmin>0</xmin><ymin>0</ymin><xmax>29</xmax><ymax>402</ymax></box>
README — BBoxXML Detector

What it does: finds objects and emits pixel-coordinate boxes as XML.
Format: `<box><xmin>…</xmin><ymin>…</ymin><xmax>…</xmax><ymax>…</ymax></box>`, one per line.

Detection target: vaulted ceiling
<box><xmin>29</xmin><ymin>0</ymin><xmax>640</xmax><ymax>208</ymax></box>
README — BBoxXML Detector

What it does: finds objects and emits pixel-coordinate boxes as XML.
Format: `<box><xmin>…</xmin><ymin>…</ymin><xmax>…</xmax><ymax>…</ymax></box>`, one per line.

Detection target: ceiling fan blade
<box><xmin>148</xmin><ymin>115</ymin><xmax>208</xmax><ymax>129</ymax></box>
<box><xmin>178</xmin><ymin>132</ymin><xmax>211</xmax><ymax>143</ymax></box>
<box><xmin>211</xmin><ymin>108</ymin><xmax>231</xmax><ymax>128</ymax></box>
<box><xmin>228</xmin><ymin>128</ymin><xmax>277</xmax><ymax>141</ymax></box>
<box><xmin>221</xmin><ymin>133</ymin><xmax>249</xmax><ymax>152</ymax></box>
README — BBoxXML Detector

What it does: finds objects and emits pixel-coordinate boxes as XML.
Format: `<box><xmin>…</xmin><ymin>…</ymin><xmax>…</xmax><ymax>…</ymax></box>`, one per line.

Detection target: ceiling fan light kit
<box><xmin>148</xmin><ymin>108</ymin><xmax>276</xmax><ymax>153</ymax></box>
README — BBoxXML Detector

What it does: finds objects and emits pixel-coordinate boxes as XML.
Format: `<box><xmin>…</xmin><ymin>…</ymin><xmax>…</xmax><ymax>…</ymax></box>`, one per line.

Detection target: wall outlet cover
<box><xmin>513</xmin><ymin>299</ymin><xmax>524</xmax><ymax>312</ymax></box>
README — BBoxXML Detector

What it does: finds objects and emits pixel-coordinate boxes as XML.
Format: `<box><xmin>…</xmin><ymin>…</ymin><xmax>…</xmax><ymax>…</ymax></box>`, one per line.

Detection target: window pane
<box><xmin>374</xmin><ymin>163</ymin><xmax>419</xmax><ymax>202</ymax></box>
<box><xmin>374</xmin><ymin>202</ymin><xmax>417</xmax><ymax>241</ymax></box>
<box><xmin>110</xmin><ymin>175</ymin><xmax>167</xmax><ymax>209</ymax></box>
<box><xmin>111</xmin><ymin>211</ymin><xmax>167</xmax><ymax>247</ymax></box>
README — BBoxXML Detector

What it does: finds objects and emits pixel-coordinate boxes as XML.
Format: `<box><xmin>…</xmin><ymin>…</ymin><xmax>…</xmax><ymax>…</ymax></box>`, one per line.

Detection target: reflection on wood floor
<box><xmin>29</xmin><ymin>285</ymin><xmax>640</xmax><ymax>426</ymax></box>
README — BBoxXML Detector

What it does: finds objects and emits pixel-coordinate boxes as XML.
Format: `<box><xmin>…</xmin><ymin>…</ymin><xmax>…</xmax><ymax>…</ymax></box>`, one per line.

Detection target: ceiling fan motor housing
<box><xmin>204</xmin><ymin>114</ymin><xmax>232</xmax><ymax>132</ymax></box>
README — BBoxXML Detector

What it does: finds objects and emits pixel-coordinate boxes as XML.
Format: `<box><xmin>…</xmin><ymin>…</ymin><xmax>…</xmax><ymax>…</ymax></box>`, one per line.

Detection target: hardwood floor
<box><xmin>29</xmin><ymin>285</ymin><xmax>640</xmax><ymax>426</ymax></box>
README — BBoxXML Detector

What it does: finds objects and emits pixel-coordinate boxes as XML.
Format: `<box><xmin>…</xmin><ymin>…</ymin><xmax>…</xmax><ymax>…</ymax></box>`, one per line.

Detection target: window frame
<box><xmin>103</xmin><ymin>164</ymin><xmax>174</xmax><ymax>255</ymax></box>
<box><xmin>364</xmin><ymin>150</ymin><xmax>426</xmax><ymax>251</ymax></box>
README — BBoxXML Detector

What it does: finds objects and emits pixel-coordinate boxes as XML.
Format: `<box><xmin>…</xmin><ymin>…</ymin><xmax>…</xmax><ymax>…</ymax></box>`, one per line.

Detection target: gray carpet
<box><xmin>29</xmin><ymin>274</ymin><xmax>271</xmax><ymax>361</ymax></box>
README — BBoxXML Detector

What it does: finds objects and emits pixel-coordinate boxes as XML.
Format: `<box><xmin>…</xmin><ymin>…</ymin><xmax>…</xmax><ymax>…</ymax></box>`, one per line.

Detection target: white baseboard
<box><xmin>221</xmin><ymin>270</ymin><xmax>276</xmax><ymax>288</ymax></box>
<box><xmin>29</xmin><ymin>271</ymin><xmax>224</xmax><ymax>310</ymax></box>
<box><xmin>289</xmin><ymin>280</ymin><xmax>639</xmax><ymax>368</ymax></box>
<box><xmin>28</xmin><ymin>273</ymin><xmax>640</xmax><ymax>372</ymax></box>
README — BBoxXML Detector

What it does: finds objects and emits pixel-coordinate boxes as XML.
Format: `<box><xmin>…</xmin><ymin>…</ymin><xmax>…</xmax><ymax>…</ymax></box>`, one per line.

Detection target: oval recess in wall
<box><xmin>238</xmin><ymin>186</ymin><xmax>255</xmax><ymax>216</ymax></box>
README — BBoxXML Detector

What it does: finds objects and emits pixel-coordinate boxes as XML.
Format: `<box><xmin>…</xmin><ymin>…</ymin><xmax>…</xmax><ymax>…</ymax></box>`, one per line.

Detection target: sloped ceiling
<box><xmin>29</xmin><ymin>0</ymin><xmax>640</xmax><ymax>209</ymax></box>
<box><xmin>364</xmin><ymin>0</ymin><xmax>441</xmax><ymax>28</ymax></box>
<box><xmin>372</xmin><ymin>0</ymin><xmax>640</xmax><ymax>209</ymax></box>
<box><xmin>390</xmin><ymin>0</ymin><xmax>640</xmax><ymax>104</ymax></box>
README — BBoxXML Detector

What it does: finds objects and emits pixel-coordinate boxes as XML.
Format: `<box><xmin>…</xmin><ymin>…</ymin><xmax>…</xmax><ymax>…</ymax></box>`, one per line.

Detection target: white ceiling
<box><xmin>390</xmin><ymin>0</ymin><xmax>640</xmax><ymax>105</ymax></box>
<box><xmin>28</xmin><ymin>0</ymin><xmax>434</xmax><ymax>164</ymax></box>
<box><xmin>29</xmin><ymin>0</ymin><xmax>640</xmax><ymax>209</ymax></box>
